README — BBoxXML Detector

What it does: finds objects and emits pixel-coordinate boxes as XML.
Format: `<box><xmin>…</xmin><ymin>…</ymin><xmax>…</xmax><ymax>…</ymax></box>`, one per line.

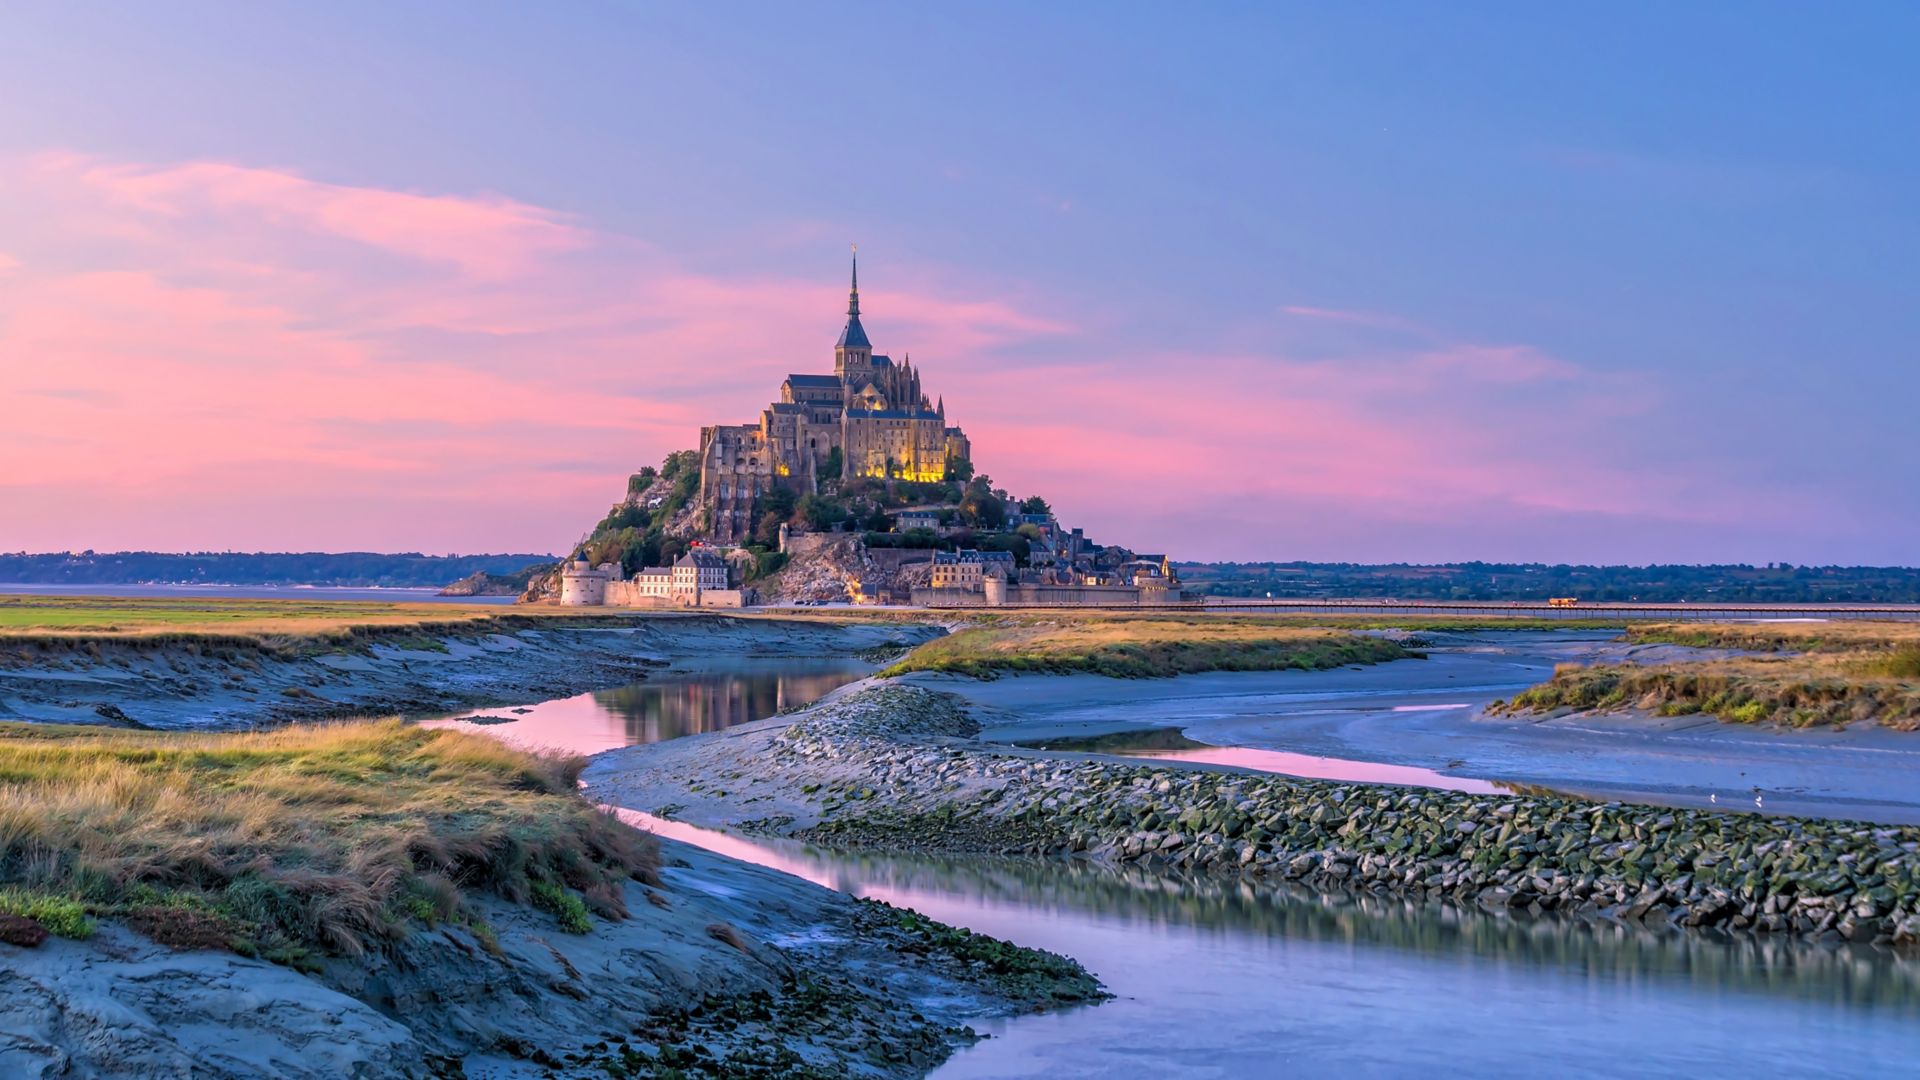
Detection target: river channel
<box><xmin>453</xmin><ymin>641</ymin><xmax>1920</xmax><ymax>1076</ymax></box>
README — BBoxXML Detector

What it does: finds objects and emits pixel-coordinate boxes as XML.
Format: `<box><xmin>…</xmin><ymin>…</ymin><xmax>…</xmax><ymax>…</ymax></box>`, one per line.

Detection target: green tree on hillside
<box><xmin>797</xmin><ymin>494</ymin><xmax>848</xmax><ymax>530</ymax></box>
<box><xmin>959</xmin><ymin>478</ymin><xmax>1005</xmax><ymax>530</ymax></box>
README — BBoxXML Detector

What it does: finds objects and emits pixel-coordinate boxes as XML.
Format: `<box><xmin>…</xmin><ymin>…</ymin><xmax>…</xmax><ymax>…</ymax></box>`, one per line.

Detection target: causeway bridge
<box><xmin>1210</xmin><ymin>599</ymin><xmax>1920</xmax><ymax>621</ymax></box>
<box><xmin>904</xmin><ymin>598</ymin><xmax>1920</xmax><ymax>621</ymax></box>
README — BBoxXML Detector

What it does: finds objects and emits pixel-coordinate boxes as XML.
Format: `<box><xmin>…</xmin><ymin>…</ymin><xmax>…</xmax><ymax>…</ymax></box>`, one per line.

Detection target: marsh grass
<box><xmin>0</xmin><ymin>594</ymin><xmax>631</xmax><ymax>647</ymax></box>
<box><xmin>1495</xmin><ymin>648</ymin><xmax>1920</xmax><ymax>730</ymax></box>
<box><xmin>0</xmin><ymin>720</ymin><xmax>656</xmax><ymax>958</ymax></box>
<box><xmin>879</xmin><ymin>615</ymin><xmax>1416</xmax><ymax>679</ymax></box>
<box><xmin>1624</xmin><ymin>620</ymin><xmax>1920</xmax><ymax>654</ymax></box>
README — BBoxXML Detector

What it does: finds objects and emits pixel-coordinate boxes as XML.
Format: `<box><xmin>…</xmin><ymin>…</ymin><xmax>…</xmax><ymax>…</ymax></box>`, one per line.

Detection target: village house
<box><xmin>560</xmin><ymin>547</ymin><xmax>744</xmax><ymax>608</ymax></box>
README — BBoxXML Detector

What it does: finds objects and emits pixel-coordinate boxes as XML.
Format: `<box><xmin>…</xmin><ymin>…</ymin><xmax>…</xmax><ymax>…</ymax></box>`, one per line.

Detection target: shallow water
<box><xmin>527</xmin><ymin>640</ymin><xmax>1920</xmax><ymax>1076</ymax></box>
<box><xmin>1019</xmin><ymin>726</ymin><xmax>1504</xmax><ymax>794</ymax></box>
<box><xmin>627</xmin><ymin>810</ymin><xmax>1920</xmax><ymax>1078</ymax></box>
<box><xmin>422</xmin><ymin>657</ymin><xmax>871</xmax><ymax>755</ymax></box>
<box><xmin>947</xmin><ymin>633</ymin><xmax>1920</xmax><ymax>824</ymax></box>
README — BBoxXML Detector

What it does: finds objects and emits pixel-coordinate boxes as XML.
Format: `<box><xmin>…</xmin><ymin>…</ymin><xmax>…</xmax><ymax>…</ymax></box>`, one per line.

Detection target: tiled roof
<box><xmin>852</xmin><ymin>408</ymin><xmax>938</xmax><ymax>419</ymax></box>
<box><xmin>837</xmin><ymin>315</ymin><xmax>871</xmax><ymax>349</ymax></box>
<box><xmin>933</xmin><ymin>549</ymin><xmax>1017</xmax><ymax>565</ymax></box>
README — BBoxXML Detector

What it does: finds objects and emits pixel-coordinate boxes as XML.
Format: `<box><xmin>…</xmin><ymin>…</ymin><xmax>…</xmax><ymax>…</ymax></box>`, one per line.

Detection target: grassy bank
<box><xmin>0</xmin><ymin>594</ymin><xmax>650</xmax><ymax>652</ymax></box>
<box><xmin>0</xmin><ymin>720</ymin><xmax>655</xmax><ymax>965</ymax></box>
<box><xmin>1626</xmin><ymin>620</ymin><xmax>1920</xmax><ymax>657</ymax></box>
<box><xmin>880</xmin><ymin>614</ymin><xmax>1417</xmax><ymax>679</ymax></box>
<box><xmin>1496</xmin><ymin>620</ymin><xmax>1920</xmax><ymax>729</ymax></box>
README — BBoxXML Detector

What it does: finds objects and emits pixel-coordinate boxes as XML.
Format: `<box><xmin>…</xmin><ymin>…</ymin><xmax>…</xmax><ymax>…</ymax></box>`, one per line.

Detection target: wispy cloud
<box><xmin>0</xmin><ymin>150</ymin><xmax>1796</xmax><ymax>560</ymax></box>
<box><xmin>0</xmin><ymin>152</ymin><xmax>1071</xmax><ymax>552</ymax></box>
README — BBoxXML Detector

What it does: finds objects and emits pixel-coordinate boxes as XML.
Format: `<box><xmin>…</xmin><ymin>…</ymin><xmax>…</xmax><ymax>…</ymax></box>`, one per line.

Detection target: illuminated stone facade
<box><xmin>698</xmin><ymin>256</ymin><xmax>971</xmax><ymax>541</ymax></box>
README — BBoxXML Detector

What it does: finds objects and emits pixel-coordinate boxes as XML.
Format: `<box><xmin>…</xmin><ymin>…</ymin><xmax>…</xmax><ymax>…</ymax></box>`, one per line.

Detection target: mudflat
<box><xmin>909</xmin><ymin>631</ymin><xmax>1920</xmax><ymax>824</ymax></box>
<box><xmin>0</xmin><ymin>608</ymin><xmax>938</xmax><ymax>728</ymax></box>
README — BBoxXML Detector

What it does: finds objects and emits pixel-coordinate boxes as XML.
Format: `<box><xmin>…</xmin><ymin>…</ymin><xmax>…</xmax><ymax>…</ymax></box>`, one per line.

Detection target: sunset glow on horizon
<box><xmin>3</xmin><ymin>5</ymin><xmax>1915</xmax><ymax>564</ymax></box>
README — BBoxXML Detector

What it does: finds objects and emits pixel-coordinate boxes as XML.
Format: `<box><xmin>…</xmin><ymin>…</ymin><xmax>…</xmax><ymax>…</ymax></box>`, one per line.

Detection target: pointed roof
<box><xmin>837</xmin><ymin>249</ymin><xmax>871</xmax><ymax>350</ymax></box>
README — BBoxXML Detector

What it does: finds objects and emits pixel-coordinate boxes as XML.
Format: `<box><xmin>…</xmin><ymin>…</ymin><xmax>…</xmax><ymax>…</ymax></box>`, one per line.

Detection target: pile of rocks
<box><xmin>759</xmin><ymin>687</ymin><xmax>1920</xmax><ymax>946</ymax></box>
<box><xmin>778</xmin><ymin>685</ymin><xmax>982</xmax><ymax>745</ymax></box>
<box><xmin>763</xmin><ymin>535</ymin><xmax>873</xmax><ymax>604</ymax></box>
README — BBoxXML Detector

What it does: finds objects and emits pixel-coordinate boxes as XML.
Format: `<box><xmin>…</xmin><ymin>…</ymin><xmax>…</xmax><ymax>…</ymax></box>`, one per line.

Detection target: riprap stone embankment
<box><xmin>607</xmin><ymin>685</ymin><xmax>1920</xmax><ymax>946</ymax></box>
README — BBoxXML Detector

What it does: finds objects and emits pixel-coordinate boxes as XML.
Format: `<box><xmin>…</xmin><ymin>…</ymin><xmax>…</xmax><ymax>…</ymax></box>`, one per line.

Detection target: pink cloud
<box><xmin>0</xmin><ymin>152</ymin><xmax>1077</xmax><ymax>553</ymax></box>
<box><xmin>36</xmin><ymin>152</ymin><xmax>587</xmax><ymax>279</ymax></box>
<box><xmin>0</xmin><ymin>150</ymin><xmax>1785</xmax><ymax>561</ymax></box>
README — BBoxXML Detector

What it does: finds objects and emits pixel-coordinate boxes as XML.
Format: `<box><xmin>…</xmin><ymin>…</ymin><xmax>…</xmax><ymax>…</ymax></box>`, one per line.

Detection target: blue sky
<box><xmin>1</xmin><ymin>4</ymin><xmax>1914</xmax><ymax>562</ymax></box>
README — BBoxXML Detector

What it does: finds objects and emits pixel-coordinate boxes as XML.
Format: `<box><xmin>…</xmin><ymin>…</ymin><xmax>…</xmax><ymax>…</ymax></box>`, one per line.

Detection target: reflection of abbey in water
<box><xmin>698</xmin><ymin>254</ymin><xmax>972</xmax><ymax>543</ymax></box>
<box><xmin>592</xmin><ymin>666</ymin><xmax>864</xmax><ymax>744</ymax></box>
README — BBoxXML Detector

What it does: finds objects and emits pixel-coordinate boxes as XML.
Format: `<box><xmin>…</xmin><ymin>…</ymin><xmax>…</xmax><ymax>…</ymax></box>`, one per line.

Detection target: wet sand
<box><xmin>904</xmin><ymin>631</ymin><xmax>1920</xmax><ymax>824</ymax></box>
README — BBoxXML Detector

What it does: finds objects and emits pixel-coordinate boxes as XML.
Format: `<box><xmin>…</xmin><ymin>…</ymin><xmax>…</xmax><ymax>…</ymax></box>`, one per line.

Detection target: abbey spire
<box><xmin>834</xmin><ymin>247</ymin><xmax>873</xmax><ymax>375</ymax></box>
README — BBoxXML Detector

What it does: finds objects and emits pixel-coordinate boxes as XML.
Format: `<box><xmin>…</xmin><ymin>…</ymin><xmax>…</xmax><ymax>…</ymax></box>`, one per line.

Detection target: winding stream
<box><xmin>457</xmin><ymin>638</ymin><xmax>1920</xmax><ymax>1076</ymax></box>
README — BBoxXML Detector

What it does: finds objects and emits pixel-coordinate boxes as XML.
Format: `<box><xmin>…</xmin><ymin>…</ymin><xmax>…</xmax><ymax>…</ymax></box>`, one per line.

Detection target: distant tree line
<box><xmin>1176</xmin><ymin>561</ymin><xmax>1920</xmax><ymax>604</ymax></box>
<box><xmin>0</xmin><ymin>551</ymin><xmax>557</xmax><ymax>588</ymax></box>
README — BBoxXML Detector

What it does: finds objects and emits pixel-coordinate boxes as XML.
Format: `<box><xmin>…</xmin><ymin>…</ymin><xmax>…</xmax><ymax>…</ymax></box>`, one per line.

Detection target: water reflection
<box><xmin>630</xmin><ymin>811</ymin><xmax>1920</xmax><ymax>1015</ymax></box>
<box><xmin>424</xmin><ymin>658</ymin><xmax>870</xmax><ymax>755</ymax></box>
<box><xmin>1020</xmin><ymin>727</ymin><xmax>1503</xmax><ymax>794</ymax></box>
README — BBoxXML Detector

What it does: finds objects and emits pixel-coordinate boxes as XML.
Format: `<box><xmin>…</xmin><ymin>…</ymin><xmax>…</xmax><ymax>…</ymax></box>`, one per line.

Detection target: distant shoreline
<box><xmin>0</xmin><ymin>582</ymin><xmax>515</xmax><ymax>604</ymax></box>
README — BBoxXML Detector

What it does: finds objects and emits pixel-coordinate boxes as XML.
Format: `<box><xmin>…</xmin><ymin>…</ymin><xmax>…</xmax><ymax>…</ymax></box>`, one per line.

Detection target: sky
<box><xmin>0</xmin><ymin>3</ymin><xmax>1915</xmax><ymax>564</ymax></box>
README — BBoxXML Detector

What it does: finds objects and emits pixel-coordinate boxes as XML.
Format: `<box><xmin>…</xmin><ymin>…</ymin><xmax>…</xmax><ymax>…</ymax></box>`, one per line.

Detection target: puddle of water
<box><xmin>1124</xmin><ymin>745</ymin><xmax>1505</xmax><ymax>793</ymax></box>
<box><xmin>421</xmin><ymin>657</ymin><xmax>870</xmax><ymax>755</ymax></box>
<box><xmin>1019</xmin><ymin>727</ymin><xmax>1502</xmax><ymax>794</ymax></box>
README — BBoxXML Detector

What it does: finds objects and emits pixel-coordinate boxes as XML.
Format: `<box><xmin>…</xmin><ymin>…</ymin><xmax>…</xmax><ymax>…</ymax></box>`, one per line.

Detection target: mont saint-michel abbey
<box><xmin>698</xmin><ymin>257</ymin><xmax>971</xmax><ymax>541</ymax></box>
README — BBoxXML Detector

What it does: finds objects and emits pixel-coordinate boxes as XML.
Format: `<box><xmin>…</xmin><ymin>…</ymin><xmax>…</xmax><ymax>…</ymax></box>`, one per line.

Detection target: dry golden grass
<box><xmin>879</xmin><ymin>613</ymin><xmax>1416</xmax><ymax>678</ymax></box>
<box><xmin>1627</xmin><ymin>620</ymin><xmax>1920</xmax><ymax>653</ymax></box>
<box><xmin>1497</xmin><ymin>622</ymin><xmax>1920</xmax><ymax>730</ymax></box>
<box><xmin>0</xmin><ymin>720</ymin><xmax>656</xmax><ymax>963</ymax></box>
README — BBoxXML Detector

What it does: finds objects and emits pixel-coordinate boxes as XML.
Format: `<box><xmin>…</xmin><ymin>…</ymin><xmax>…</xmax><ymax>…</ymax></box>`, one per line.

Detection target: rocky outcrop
<box><xmin>757</xmin><ymin>534</ymin><xmax>873</xmax><ymax>604</ymax></box>
<box><xmin>438</xmin><ymin>568</ymin><xmax>538</xmax><ymax>596</ymax></box>
<box><xmin>0</xmin><ymin>838</ymin><xmax>1099</xmax><ymax>1079</ymax></box>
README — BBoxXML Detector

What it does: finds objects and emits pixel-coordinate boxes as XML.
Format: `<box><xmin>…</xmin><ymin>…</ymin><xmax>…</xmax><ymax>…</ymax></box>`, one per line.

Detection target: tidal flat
<box><xmin>8</xmin><ymin>603</ymin><xmax>1920</xmax><ymax>1077</ymax></box>
<box><xmin>585</xmin><ymin>631</ymin><xmax>1920</xmax><ymax>1074</ymax></box>
<box><xmin>0</xmin><ymin>608</ymin><xmax>1096</xmax><ymax>1078</ymax></box>
<box><xmin>0</xmin><ymin>604</ymin><xmax>940</xmax><ymax>728</ymax></box>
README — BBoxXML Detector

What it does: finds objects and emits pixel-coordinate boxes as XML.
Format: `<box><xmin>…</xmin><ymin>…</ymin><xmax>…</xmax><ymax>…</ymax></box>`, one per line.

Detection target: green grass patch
<box><xmin>530</xmin><ymin>879</ymin><xmax>593</xmax><ymax>934</ymax></box>
<box><xmin>0</xmin><ymin>888</ymin><xmax>95</xmax><ymax>939</ymax></box>
<box><xmin>1494</xmin><ymin>654</ymin><xmax>1920</xmax><ymax>730</ymax></box>
<box><xmin>0</xmin><ymin>594</ymin><xmax>642</xmax><ymax>649</ymax></box>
